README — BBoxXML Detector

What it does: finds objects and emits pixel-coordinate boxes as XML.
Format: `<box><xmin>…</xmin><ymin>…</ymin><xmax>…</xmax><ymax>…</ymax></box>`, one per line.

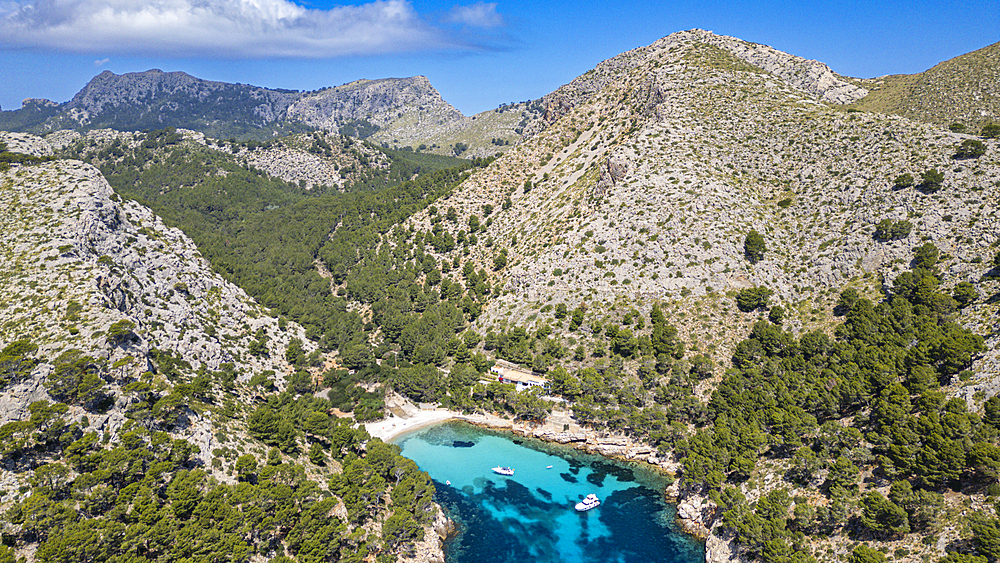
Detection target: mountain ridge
<box><xmin>11</xmin><ymin>28</ymin><xmax>973</xmax><ymax>156</ymax></box>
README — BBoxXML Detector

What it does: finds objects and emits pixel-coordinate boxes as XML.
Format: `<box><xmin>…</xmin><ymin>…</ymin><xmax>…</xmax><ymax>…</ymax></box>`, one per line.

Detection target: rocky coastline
<box><xmin>399</xmin><ymin>505</ymin><xmax>454</xmax><ymax>563</ymax></box>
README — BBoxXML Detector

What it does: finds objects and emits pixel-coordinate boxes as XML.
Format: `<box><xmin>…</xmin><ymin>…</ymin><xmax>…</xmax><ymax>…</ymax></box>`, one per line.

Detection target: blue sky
<box><xmin>1</xmin><ymin>0</ymin><xmax>997</xmax><ymax>115</ymax></box>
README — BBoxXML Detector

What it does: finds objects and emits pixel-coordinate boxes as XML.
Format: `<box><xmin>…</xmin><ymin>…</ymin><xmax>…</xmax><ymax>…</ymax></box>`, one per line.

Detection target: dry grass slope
<box><xmin>851</xmin><ymin>41</ymin><xmax>1000</xmax><ymax>129</ymax></box>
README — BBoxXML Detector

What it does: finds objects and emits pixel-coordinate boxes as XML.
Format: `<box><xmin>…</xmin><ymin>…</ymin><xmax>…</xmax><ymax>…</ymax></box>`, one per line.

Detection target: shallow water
<box><xmin>393</xmin><ymin>421</ymin><xmax>705</xmax><ymax>563</ymax></box>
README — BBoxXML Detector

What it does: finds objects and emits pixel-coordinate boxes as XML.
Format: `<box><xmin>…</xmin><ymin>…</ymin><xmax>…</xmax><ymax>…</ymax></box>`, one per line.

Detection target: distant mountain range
<box><xmin>0</xmin><ymin>68</ymin><xmax>543</xmax><ymax>156</ymax></box>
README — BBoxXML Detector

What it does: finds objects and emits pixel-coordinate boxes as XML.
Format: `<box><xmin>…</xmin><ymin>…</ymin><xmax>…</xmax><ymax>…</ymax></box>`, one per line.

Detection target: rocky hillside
<box><xmin>410</xmin><ymin>28</ymin><xmax>1000</xmax><ymax>385</ymax></box>
<box><xmin>850</xmin><ymin>41</ymin><xmax>1000</xmax><ymax>130</ymax></box>
<box><xmin>0</xmin><ymin>131</ymin><xmax>308</xmax><ymax>432</ymax></box>
<box><xmin>288</xmin><ymin>77</ymin><xmax>458</xmax><ymax>142</ymax></box>
<box><xmin>48</xmin><ymin>127</ymin><xmax>395</xmax><ymax>192</ymax></box>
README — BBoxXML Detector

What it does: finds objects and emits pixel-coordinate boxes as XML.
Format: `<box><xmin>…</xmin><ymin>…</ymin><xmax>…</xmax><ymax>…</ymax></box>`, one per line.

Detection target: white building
<box><xmin>489</xmin><ymin>359</ymin><xmax>549</xmax><ymax>392</ymax></box>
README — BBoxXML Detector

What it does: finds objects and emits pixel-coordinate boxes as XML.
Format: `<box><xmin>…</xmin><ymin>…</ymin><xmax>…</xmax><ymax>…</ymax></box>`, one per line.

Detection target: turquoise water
<box><xmin>393</xmin><ymin>422</ymin><xmax>705</xmax><ymax>563</ymax></box>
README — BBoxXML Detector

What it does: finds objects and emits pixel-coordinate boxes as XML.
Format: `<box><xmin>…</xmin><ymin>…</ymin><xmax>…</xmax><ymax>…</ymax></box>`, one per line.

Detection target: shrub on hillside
<box><xmin>874</xmin><ymin>219</ymin><xmax>913</xmax><ymax>241</ymax></box>
<box><xmin>768</xmin><ymin>305</ymin><xmax>785</xmax><ymax>325</ymax></box>
<box><xmin>744</xmin><ymin>230</ymin><xmax>767</xmax><ymax>264</ymax></box>
<box><xmin>735</xmin><ymin>286</ymin><xmax>773</xmax><ymax>312</ymax></box>
<box><xmin>955</xmin><ymin>139</ymin><xmax>986</xmax><ymax>159</ymax></box>
<box><xmin>953</xmin><ymin>282</ymin><xmax>977</xmax><ymax>308</ymax></box>
<box><xmin>918</xmin><ymin>169</ymin><xmax>944</xmax><ymax>193</ymax></box>
<box><xmin>893</xmin><ymin>173</ymin><xmax>914</xmax><ymax>189</ymax></box>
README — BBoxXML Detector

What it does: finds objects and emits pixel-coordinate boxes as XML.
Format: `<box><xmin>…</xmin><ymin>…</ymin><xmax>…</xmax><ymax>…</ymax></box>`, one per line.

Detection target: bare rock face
<box><xmin>1</xmin><ymin>131</ymin><xmax>55</xmax><ymax>156</ymax></box>
<box><xmin>705</xmin><ymin>530</ymin><xmax>740</xmax><ymax>563</ymax></box>
<box><xmin>63</xmin><ymin>69</ymin><xmax>299</xmax><ymax>127</ymax></box>
<box><xmin>0</xmin><ymin>143</ymin><xmax>310</xmax><ymax>430</ymax></box>
<box><xmin>542</xmin><ymin>94</ymin><xmax>576</xmax><ymax>127</ymax></box>
<box><xmin>0</xmin><ymin>366</ymin><xmax>50</xmax><ymax>426</ymax></box>
<box><xmin>396</xmin><ymin>506</ymin><xmax>451</xmax><ymax>563</ymax></box>
<box><xmin>595</xmin><ymin>153</ymin><xmax>629</xmax><ymax>196</ymax></box>
<box><xmin>676</xmin><ymin>496</ymin><xmax>718</xmax><ymax>537</ymax></box>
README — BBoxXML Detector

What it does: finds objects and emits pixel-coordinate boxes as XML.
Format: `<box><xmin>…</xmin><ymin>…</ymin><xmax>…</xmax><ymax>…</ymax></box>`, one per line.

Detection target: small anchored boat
<box><xmin>492</xmin><ymin>466</ymin><xmax>515</xmax><ymax>476</ymax></box>
<box><xmin>575</xmin><ymin>494</ymin><xmax>601</xmax><ymax>511</ymax></box>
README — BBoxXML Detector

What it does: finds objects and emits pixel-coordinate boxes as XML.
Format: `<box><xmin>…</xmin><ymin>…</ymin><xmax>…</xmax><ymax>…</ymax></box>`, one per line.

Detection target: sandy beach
<box><xmin>364</xmin><ymin>409</ymin><xmax>461</xmax><ymax>442</ymax></box>
<box><xmin>364</xmin><ymin>408</ymin><xmax>516</xmax><ymax>442</ymax></box>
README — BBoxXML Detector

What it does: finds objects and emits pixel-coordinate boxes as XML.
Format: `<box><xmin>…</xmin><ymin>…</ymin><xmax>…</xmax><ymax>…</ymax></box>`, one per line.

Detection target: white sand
<box><xmin>364</xmin><ymin>409</ymin><xmax>460</xmax><ymax>442</ymax></box>
<box><xmin>364</xmin><ymin>409</ymin><xmax>516</xmax><ymax>442</ymax></box>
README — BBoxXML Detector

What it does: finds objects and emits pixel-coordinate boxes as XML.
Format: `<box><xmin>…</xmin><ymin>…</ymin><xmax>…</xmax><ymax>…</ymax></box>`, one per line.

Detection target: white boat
<box><xmin>492</xmin><ymin>466</ymin><xmax>515</xmax><ymax>476</ymax></box>
<box><xmin>575</xmin><ymin>494</ymin><xmax>601</xmax><ymax>511</ymax></box>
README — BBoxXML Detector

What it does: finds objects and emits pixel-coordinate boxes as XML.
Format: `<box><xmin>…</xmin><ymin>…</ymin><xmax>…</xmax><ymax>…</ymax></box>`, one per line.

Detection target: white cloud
<box><xmin>94</xmin><ymin>57</ymin><xmax>110</xmax><ymax>66</ymax></box>
<box><xmin>444</xmin><ymin>2</ymin><xmax>502</xmax><ymax>28</ymax></box>
<box><xmin>0</xmin><ymin>0</ymin><xmax>474</xmax><ymax>57</ymax></box>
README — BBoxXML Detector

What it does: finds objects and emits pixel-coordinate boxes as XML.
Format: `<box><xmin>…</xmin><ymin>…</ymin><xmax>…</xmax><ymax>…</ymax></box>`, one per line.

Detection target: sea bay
<box><xmin>393</xmin><ymin>421</ymin><xmax>705</xmax><ymax>563</ymax></box>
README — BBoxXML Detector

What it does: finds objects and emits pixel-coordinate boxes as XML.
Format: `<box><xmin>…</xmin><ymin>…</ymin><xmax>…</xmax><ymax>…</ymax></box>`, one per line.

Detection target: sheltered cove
<box><xmin>364</xmin><ymin>403</ymin><xmax>718</xmax><ymax>551</ymax></box>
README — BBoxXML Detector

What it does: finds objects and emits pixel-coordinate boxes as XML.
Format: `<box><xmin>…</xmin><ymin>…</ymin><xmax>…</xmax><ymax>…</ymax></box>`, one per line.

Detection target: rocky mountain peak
<box><xmin>287</xmin><ymin>75</ymin><xmax>464</xmax><ymax>135</ymax></box>
<box><xmin>62</xmin><ymin>69</ymin><xmax>301</xmax><ymax>128</ymax></box>
<box><xmin>69</xmin><ymin>69</ymin><xmax>200</xmax><ymax>112</ymax></box>
<box><xmin>529</xmin><ymin>28</ymin><xmax>868</xmax><ymax>131</ymax></box>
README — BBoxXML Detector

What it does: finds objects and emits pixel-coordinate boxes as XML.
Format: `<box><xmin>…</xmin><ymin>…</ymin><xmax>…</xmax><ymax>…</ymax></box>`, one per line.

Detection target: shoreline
<box><xmin>364</xmin><ymin>409</ymin><xmax>460</xmax><ymax>442</ymax></box>
<box><xmin>363</xmin><ymin>408</ymin><xmax>515</xmax><ymax>443</ymax></box>
<box><xmin>364</xmin><ymin>407</ymin><xmax>686</xmax><ymax>477</ymax></box>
